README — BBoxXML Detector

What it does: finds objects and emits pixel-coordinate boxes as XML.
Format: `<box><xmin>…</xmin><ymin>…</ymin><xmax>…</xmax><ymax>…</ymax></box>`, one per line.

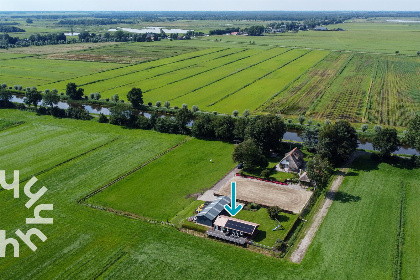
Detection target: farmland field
<box><xmin>1</xmin><ymin>25</ymin><xmax>420</xmax><ymax>124</ymax></box>
<box><xmin>0</xmin><ymin>110</ymin><xmax>419</xmax><ymax>279</ymax></box>
<box><xmin>87</xmin><ymin>138</ymin><xmax>236</xmax><ymax>220</ymax></box>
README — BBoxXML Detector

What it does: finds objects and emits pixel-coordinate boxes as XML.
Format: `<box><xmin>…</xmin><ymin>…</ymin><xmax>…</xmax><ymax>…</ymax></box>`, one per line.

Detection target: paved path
<box><xmin>198</xmin><ymin>167</ymin><xmax>239</xmax><ymax>201</ymax></box>
<box><xmin>290</xmin><ymin>151</ymin><xmax>366</xmax><ymax>263</ymax></box>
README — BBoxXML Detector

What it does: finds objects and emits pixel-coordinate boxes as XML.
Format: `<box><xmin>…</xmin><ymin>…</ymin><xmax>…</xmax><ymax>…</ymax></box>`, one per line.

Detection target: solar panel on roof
<box><xmin>225</xmin><ymin>220</ymin><xmax>255</xmax><ymax>235</ymax></box>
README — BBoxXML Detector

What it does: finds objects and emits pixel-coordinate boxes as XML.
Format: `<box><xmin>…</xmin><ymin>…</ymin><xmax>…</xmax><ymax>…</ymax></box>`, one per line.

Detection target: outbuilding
<box><xmin>196</xmin><ymin>196</ymin><xmax>230</xmax><ymax>227</ymax></box>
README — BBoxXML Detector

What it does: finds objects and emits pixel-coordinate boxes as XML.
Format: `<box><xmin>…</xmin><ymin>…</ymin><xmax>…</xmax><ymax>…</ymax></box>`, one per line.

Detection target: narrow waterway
<box><xmin>10</xmin><ymin>95</ymin><xmax>420</xmax><ymax>155</ymax></box>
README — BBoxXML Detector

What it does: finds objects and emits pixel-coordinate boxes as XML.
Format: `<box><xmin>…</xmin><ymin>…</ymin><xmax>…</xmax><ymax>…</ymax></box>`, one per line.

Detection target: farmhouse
<box><xmin>196</xmin><ymin>196</ymin><xmax>230</xmax><ymax>226</ymax></box>
<box><xmin>207</xmin><ymin>215</ymin><xmax>260</xmax><ymax>245</ymax></box>
<box><xmin>276</xmin><ymin>147</ymin><xmax>305</xmax><ymax>173</ymax></box>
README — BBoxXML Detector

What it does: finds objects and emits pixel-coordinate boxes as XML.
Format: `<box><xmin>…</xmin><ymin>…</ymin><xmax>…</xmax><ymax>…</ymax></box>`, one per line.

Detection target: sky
<box><xmin>2</xmin><ymin>0</ymin><xmax>420</xmax><ymax>11</ymax></box>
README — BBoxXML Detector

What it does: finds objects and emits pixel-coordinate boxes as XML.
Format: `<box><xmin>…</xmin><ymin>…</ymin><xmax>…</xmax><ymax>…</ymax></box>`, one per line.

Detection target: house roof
<box><xmin>299</xmin><ymin>172</ymin><xmax>311</xmax><ymax>182</ymax></box>
<box><xmin>214</xmin><ymin>215</ymin><xmax>259</xmax><ymax>235</ymax></box>
<box><xmin>196</xmin><ymin>196</ymin><xmax>230</xmax><ymax>221</ymax></box>
<box><xmin>280</xmin><ymin>148</ymin><xmax>305</xmax><ymax>170</ymax></box>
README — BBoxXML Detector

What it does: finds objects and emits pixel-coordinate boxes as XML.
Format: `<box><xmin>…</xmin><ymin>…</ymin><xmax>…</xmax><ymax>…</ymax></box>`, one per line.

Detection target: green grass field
<box><xmin>0</xmin><ymin>110</ymin><xmax>419</xmax><ymax>279</ymax></box>
<box><xmin>88</xmin><ymin>138</ymin><xmax>236</xmax><ymax>220</ymax></box>
<box><xmin>235</xmin><ymin>208</ymin><xmax>298</xmax><ymax>245</ymax></box>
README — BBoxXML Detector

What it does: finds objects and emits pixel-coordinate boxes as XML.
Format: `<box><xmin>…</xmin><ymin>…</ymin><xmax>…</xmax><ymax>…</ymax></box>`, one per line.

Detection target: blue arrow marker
<box><xmin>224</xmin><ymin>181</ymin><xmax>242</xmax><ymax>216</ymax></box>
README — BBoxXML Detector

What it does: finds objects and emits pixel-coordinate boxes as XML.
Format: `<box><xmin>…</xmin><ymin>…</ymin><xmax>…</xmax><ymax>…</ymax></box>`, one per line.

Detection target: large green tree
<box><xmin>175</xmin><ymin>107</ymin><xmax>193</xmax><ymax>134</ymax></box>
<box><xmin>306</xmin><ymin>155</ymin><xmax>334</xmax><ymax>190</ymax></box>
<box><xmin>302</xmin><ymin>126</ymin><xmax>319</xmax><ymax>152</ymax></box>
<box><xmin>127</xmin><ymin>87</ymin><xmax>143</xmax><ymax>107</ymax></box>
<box><xmin>0</xmin><ymin>88</ymin><xmax>12</xmax><ymax>107</ymax></box>
<box><xmin>317</xmin><ymin>120</ymin><xmax>358</xmax><ymax>166</ymax></box>
<box><xmin>65</xmin><ymin>82</ymin><xmax>84</xmax><ymax>100</ymax></box>
<box><xmin>215</xmin><ymin>115</ymin><xmax>235</xmax><ymax>141</ymax></box>
<box><xmin>373</xmin><ymin>128</ymin><xmax>399</xmax><ymax>158</ymax></box>
<box><xmin>406</xmin><ymin>115</ymin><xmax>420</xmax><ymax>150</ymax></box>
<box><xmin>245</xmin><ymin>114</ymin><xmax>286</xmax><ymax>154</ymax></box>
<box><xmin>43</xmin><ymin>90</ymin><xmax>60</xmax><ymax>107</ymax></box>
<box><xmin>191</xmin><ymin>114</ymin><xmax>216</xmax><ymax>139</ymax></box>
<box><xmin>24</xmin><ymin>88</ymin><xmax>42</xmax><ymax>108</ymax></box>
<box><xmin>232</xmin><ymin>139</ymin><xmax>268</xmax><ymax>169</ymax></box>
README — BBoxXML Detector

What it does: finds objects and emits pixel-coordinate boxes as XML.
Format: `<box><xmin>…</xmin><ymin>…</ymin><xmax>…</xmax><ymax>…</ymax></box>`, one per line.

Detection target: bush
<box><xmin>243</xmin><ymin>109</ymin><xmax>250</xmax><ymax>118</ymax></box>
<box><xmin>90</xmin><ymin>93</ymin><xmax>95</xmax><ymax>99</ymax></box>
<box><xmin>232</xmin><ymin>110</ymin><xmax>239</xmax><ymax>117</ymax></box>
<box><xmin>244</xmin><ymin>202</ymin><xmax>261</xmax><ymax>211</ymax></box>
<box><xmin>298</xmin><ymin>115</ymin><xmax>305</xmax><ymax>125</ymax></box>
<box><xmin>181</xmin><ymin>221</ymin><xmax>207</xmax><ymax>233</ymax></box>
<box><xmin>267</xmin><ymin>206</ymin><xmax>281</xmax><ymax>220</ymax></box>
<box><xmin>1</xmin><ymin>83</ymin><xmax>7</xmax><ymax>89</ymax></box>
<box><xmin>16</xmin><ymin>103</ymin><xmax>26</xmax><ymax>110</ymax></box>
<box><xmin>260</xmin><ymin>169</ymin><xmax>271</xmax><ymax>179</ymax></box>
<box><xmin>361</xmin><ymin>124</ymin><xmax>368</xmax><ymax>132</ymax></box>
<box><xmin>182</xmin><ymin>104</ymin><xmax>188</xmax><ymax>109</ymax></box>
<box><xmin>155</xmin><ymin>101</ymin><xmax>161</xmax><ymax>107</ymax></box>
<box><xmin>374</xmin><ymin>124</ymin><xmax>382</xmax><ymax>134</ymax></box>
<box><xmin>287</xmin><ymin>119</ymin><xmax>293</xmax><ymax>124</ymax></box>
<box><xmin>212</xmin><ymin>111</ymin><xmax>217</xmax><ymax>115</ymax></box>
<box><xmin>164</xmin><ymin>101</ymin><xmax>170</xmax><ymax>108</ymax></box>
<box><xmin>173</xmin><ymin>106</ymin><xmax>179</xmax><ymax>110</ymax></box>
<box><xmin>105</xmin><ymin>98</ymin><xmax>109</xmax><ymax>102</ymax></box>
<box><xmin>192</xmin><ymin>105</ymin><xmax>199</xmax><ymax>112</ymax></box>
<box><xmin>148</xmin><ymin>102</ymin><xmax>152</xmax><ymax>106</ymax></box>
<box><xmin>98</xmin><ymin>113</ymin><xmax>108</xmax><ymax>123</ymax></box>
<box><xmin>307</xmin><ymin>118</ymin><xmax>313</xmax><ymax>126</ymax></box>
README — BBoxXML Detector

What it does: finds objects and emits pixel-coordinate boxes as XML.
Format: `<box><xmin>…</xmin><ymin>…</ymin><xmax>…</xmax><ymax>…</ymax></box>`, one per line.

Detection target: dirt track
<box><xmin>289</xmin><ymin>151</ymin><xmax>366</xmax><ymax>264</ymax></box>
<box><xmin>215</xmin><ymin>176</ymin><xmax>313</xmax><ymax>214</ymax></box>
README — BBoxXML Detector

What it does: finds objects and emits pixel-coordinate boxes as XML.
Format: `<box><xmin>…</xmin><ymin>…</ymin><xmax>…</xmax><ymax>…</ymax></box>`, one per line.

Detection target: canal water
<box><xmin>10</xmin><ymin>95</ymin><xmax>420</xmax><ymax>155</ymax></box>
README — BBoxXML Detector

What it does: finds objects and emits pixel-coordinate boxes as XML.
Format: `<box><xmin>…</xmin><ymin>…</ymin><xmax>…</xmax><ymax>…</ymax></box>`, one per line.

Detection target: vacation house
<box><xmin>276</xmin><ymin>147</ymin><xmax>305</xmax><ymax>173</ymax></box>
<box><xmin>207</xmin><ymin>215</ymin><xmax>260</xmax><ymax>245</ymax></box>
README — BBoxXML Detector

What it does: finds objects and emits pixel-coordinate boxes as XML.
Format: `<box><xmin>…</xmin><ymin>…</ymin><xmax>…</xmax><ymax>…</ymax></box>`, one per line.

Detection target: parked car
<box><xmin>237</xmin><ymin>163</ymin><xmax>243</xmax><ymax>169</ymax></box>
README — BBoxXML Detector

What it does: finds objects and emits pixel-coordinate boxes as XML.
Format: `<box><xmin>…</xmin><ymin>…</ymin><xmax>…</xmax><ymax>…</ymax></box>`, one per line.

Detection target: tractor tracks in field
<box><xmin>18</xmin><ymin>137</ymin><xmax>119</xmax><ymax>184</ymax></box>
<box><xmin>77</xmin><ymin>137</ymin><xmax>192</xmax><ymax>203</ymax></box>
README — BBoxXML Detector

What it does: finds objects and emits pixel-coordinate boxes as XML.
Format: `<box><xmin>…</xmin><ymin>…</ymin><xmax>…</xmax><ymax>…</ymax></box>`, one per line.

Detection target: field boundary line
<box><xmin>393</xmin><ymin>182</ymin><xmax>406</xmax><ymax>280</ymax></box>
<box><xmin>142</xmin><ymin>49</ymin><xmax>251</xmax><ymax>94</ymax></box>
<box><xmin>207</xmin><ymin>49</ymin><xmax>311</xmax><ymax>107</ymax></box>
<box><xmin>362</xmin><ymin>58</ymin><xmax>379</xmax><ymax>122</ymax></box>
<box><xmin>306</xmin><ymin>53</ymin><xmax>355</xmax><ymax>114</ymax></box>
<box><xmin>77</xmin><ymin>137</ymin><xmax>192</xmax><ymax>203</ymax></box>
<box><xmin>43</xmin><ymin>48</ymin><xmax>228</xmax><ymax>87</ymax></box>
<box><xmin>94</xmin><ymin>49</ymin><xmax>245</xmax><ymax>94</ymax></box>
<box><xmin>255</xmin><ymin>51</ymin><xmax>333</xmax><ymax>113</ymax></box>
<box><xmin>168</xmin><ymin>47</ymin><xmax>290</xmax><ymax>101</ymax></box>
<box><xmin>0</xmin><ymin>120</ymin><xmax>25</xmax><ymax>132</ymax></box>
<box><xmin>92</xmin><ymin>249</ymin><xmax>128</xmax><ymax>280</ymax></box>
<box><xmin>289</xmin><ymin>151</ymin><xmax>365</xmax><ymax>264</ymax></box>
<box><xmin>19</xmin><ymin>137</ymin><xmax>120</xmax><ymax>183</ymax></box>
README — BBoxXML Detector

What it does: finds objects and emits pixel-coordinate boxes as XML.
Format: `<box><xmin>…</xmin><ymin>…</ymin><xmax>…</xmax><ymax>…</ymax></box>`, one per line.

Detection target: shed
<box><xmin>299</xmin><ymin>172</ymin><xmax>311</xmax><ymax>186</ymax></box>
<box><xmin>196</xmin><ymin>196</ymin><xmax>230</xmax><ymax>227</ymax></box>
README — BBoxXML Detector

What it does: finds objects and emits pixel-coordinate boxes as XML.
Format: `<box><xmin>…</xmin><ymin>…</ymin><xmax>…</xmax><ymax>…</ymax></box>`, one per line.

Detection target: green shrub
<box><xmin>181</xmin><ymin>221</ymin><xmax>207</xmax><ymax>233</ymax></box>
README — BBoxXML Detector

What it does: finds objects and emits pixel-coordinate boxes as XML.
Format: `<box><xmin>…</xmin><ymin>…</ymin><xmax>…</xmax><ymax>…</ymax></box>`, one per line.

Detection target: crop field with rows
<box><xmin>262</xmin><ymin>52</ymin><xmax>420</xmax><ymax>125</ymax></box>
<box><xmin>1</xmin><ymin>38</ymin><xmax>419</xmax><ymax>125</ymax></box>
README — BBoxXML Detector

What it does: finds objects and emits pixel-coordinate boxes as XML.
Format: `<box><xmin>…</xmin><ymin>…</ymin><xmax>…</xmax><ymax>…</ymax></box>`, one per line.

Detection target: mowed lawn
<box><xmin>88</xmin><ymin>139</ymin><xmax>236</xmax><ymax>220</ymax></box>
<box><xmin>303</xmin><ymin>155</ymin><xmax>420</xmax><ymax>279</ymax></box>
